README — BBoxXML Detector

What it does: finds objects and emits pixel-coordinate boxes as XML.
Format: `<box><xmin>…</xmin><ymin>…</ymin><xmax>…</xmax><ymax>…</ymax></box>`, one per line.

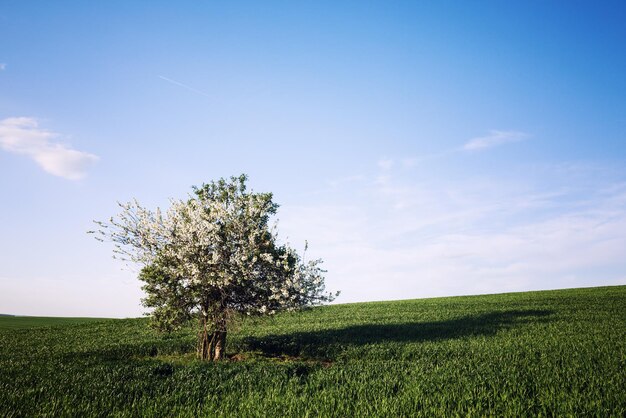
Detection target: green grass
<box><xmin>0</xmin><ymin>316</ymin><xmax>109</xmax><ymax>330</ymax></box>
<box><xmin>1</xmin><ymin>286</ymin><xmax>625</xmax><ymax>417</ymax></box>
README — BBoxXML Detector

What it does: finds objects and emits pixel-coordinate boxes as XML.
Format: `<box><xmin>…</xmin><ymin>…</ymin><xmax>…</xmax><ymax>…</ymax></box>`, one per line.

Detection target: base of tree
<box><xmin>198</xmin><ymin>330</ymin><xmax>227</xmax><ymax>361</ymax></box>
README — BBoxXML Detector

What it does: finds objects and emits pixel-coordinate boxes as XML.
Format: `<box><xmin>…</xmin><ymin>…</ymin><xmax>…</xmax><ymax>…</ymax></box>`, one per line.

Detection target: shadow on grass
<box><xmin>64</xmin><ymin>309</ymin><xmax>553</xmax><ymax>364</ymax></box>
<box><xmin>243</xmin><ymin>309</ymin><xmax>553</xmax><ymax>360</ymax></box>
<box><xmin>62</xmin><ymin>337</ymin><xmax>195</xmax><ymax>364</ymax></box>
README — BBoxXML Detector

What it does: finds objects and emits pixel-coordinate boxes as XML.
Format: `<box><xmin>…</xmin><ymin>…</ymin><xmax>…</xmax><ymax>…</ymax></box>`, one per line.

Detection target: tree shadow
<box><xmin>61</xmin><ymin>337</ymin><xmax>194</xmax><ymax>364</ymax></box>
<box><xmin>242</xmin><ymin>309</ymin><xmax>553</xmax><ymax>360</ymax></box>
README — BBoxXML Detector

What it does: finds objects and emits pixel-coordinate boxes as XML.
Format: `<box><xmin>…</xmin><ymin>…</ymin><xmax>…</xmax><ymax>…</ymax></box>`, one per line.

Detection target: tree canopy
<box><xmin>92</xmin><ymin>174</ymin><xmax>336</xmax><ymax>360</ymax></box>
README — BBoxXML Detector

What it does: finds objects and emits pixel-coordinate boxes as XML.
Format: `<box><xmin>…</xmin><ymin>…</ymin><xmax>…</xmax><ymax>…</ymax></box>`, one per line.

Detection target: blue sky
<box><xmin>1</xmin><ymin>1</ymin><xmax>625</xmax><ymax>316</ymax></box>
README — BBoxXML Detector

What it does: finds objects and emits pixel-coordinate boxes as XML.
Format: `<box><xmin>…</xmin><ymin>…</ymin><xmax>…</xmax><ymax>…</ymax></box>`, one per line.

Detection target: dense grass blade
<box><xmin>1</xmin><ymin>286</ymin><xmax>624</xmax><ymax>416</ymax></box>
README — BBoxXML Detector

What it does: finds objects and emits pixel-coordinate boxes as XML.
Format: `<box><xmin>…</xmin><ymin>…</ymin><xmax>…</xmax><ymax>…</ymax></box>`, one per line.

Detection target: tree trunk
<box><xmin>197</xmin><ymin>319</ymin><xmax>228</xmax><ymax>361</ymax></box>
<box><xmin>197</xmin><ymin>330</ymin><xmax>226</xmax><ymax>361</ymax></box>
<box><xmin>213</xmin><ymin>330</ymin><xmax>227</xmax><ymax>360</ymax></box>
<box><xmin>198</xmin><ymin>314</ymin><xmax>214</xmax><ymax>361</ymax></box>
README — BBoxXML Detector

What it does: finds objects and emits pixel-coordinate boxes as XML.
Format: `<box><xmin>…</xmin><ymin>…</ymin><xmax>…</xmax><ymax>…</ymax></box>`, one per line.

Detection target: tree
<box><xmin>92</xmin><ymin>174</ymin><xmax>336</xmax><ymax>361</ymax></box>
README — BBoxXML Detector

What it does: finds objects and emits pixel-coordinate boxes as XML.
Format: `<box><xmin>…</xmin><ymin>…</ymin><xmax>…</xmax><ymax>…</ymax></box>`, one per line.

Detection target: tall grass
<box><xmin>1</xmin><ymin>286</ymin><xmax>624</xmax><ymax>416</ymax></box>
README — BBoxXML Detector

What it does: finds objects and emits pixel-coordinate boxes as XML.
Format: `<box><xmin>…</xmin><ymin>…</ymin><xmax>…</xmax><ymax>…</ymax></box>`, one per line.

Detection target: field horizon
<box><xmin>3</xmin><ymin>283</ymin><xmax>623</xmax><ymax>320</ymax></box>
<box><xmin>1</xmin><ymin>284</ymin><xmax>625</xmax><ymax>416</ymax></box>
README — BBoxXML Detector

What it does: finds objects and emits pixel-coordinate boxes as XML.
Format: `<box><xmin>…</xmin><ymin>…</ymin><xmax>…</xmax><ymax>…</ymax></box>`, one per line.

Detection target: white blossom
<box><xmin>92</xmin><ymin>174</ymin><xmax>337</xmax><ymax>325</ymax></box>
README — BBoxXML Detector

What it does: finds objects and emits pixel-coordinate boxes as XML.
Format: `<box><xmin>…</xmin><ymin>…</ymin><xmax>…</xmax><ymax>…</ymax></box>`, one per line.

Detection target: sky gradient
<box><xmin>1</xmin><ymin>1</ymin><xmax>625</xmax><ymax>317</ymax></box>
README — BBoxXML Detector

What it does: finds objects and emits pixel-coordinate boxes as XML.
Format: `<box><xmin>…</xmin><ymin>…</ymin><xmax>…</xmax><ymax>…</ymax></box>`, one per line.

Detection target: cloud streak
<box><xmin>463</xmin><ymin>130</ymin><xmax>528</xmax><ymax>151</ymax></box>
<box><xmin>0</xmin><ymin>117</ymin><xmax>98</xmax><ymax>180</ymax></box>
<box><xmin>0</xmin><ymin>63</ymin><xmax>6</xmax><ymax>70</ymax></box>
<box><xmin>158</xmin><ymin>75</ymin><xmax>212</xmax><ymax>99</ymax></box>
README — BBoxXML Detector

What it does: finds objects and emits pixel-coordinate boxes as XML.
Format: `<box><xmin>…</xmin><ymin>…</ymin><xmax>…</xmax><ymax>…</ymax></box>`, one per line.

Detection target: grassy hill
<box><xmin>0</xmin><ymin>316</ymin><xmax>108</xmax><ymax>330</ymax></box>
<box><xmin>1</xmin><ymin>286</ymin><xmax>624</xmax><ymax>416</ymax></box>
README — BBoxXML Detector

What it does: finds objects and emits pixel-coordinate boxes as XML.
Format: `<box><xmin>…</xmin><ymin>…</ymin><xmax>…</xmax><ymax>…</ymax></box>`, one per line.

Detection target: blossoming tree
<box><xmin>92</xmin><ymin>174</ymin><xmax>336</xmax><ymax>361</ymax></box>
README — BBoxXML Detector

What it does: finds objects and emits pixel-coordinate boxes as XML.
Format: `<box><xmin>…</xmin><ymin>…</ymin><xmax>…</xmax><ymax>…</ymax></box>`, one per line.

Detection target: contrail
<box><xmin>158</xmin><ymin>75</ymin><xmax>212</xmax><ymax>99</ymax></box>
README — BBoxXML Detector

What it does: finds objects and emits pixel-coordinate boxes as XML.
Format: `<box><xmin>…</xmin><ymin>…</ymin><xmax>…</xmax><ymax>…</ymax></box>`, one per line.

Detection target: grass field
<box><xmin>0</xmin><ymin>316</ymin><xmax>108</xmax><ymax>330</ymax></box>
<box><xmin>1</xmin><ymin>286</ymin><xmax>625</xmax><ymax>416</ymax></box>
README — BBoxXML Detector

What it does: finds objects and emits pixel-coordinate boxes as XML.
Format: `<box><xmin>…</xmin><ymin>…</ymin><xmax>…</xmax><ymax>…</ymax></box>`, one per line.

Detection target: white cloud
<box><xmin>377</xmin><ymin>158</ymin><xmax>394</xmax><ymax>170</ymax></box>
<box><xmin>463</xmin><ymin>130</ymin><xmax>528</xmax><ymax>151</ymax></box>
<box><xmin>0</xmin><ymin>63</ymin><xmax>6</xmax><ymax>70</ymax></box>
<box><xmin>0</xmin><ymin>117</ymin><xmax>98</xmax><ymax>180</ymax></box>
<box><xmin>280</xmin><ymin>163</ymin><xmax>626</xmax><ymax>303</ymax></box>
<box><xmin>401</xmin><ymin>158</ymin><xmax>418</xmax><ymax>169</ymax></box>
<box><xmin>374</xmin><ymin>158</ymin><xmax>395</xmax><ymax>185</ymax></box>
<box><xmin>328</xmin><ymin>174</ymin><xmax>364</xmax><ymax>188</ymax></box>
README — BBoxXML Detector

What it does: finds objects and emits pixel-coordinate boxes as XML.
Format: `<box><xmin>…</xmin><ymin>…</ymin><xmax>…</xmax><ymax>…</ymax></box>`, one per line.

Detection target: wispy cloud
<box><xmin>377</xmin><ymin>158</ymin><xmax>394</xmax><ymax>170</ymax></box>
<box><xmin>0</xmin><ymin>63</ymin><xmax>6</xmax><ymax>71</ymax></box>
<box><xmin>158</xmin><ymin>75</ymin><xmax>211</xmax><ymax>98</ymax></box>
<box><xmin>0</xmin><ymin>117</ymin><xmax>99</xmax><ymax>180</ymax></box>
<box><xmin>379</xmin><ymin>130</ymin><xmax>530</xmax><ymax>171</ymax></box>
<box><xmin>463</xmin><ymin>130</ymin><xmax>528</xmax><ymax>151</ymax></box>
<box><xmin>375</xmin><ymin>158</ymin><xmax>394</xmax><ymax>185</ymax></box>
<box><xmin>281</xmin><ymin>163</ymin><xmax>626</xmax><ymax>303</ymax></box>
<box><xmin>328</xmin><ymin>174</ymin><xmax>364</xmax><ymax>188</ymax></box>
